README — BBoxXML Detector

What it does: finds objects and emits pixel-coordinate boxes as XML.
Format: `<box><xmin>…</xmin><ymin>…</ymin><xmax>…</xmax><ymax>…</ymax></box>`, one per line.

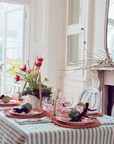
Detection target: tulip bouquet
<box><xmin>14</xmin><ymin>56</ymin><xmax>52</xmax><ymax>99</ymax></box>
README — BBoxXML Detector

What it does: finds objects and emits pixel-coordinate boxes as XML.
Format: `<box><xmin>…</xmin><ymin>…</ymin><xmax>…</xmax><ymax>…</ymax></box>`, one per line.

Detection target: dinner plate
<box><xmin>63</xmin><ymin>102</ymin><xmax>71</xmax><ymax>107</ymax></box>
<box><xmin>9</xmin><ymin>108</ymin><xmax>43</xmax><ymax>117</ymax></box>
<box><xmin>0</xmin><ymin>100</ymin><xmax>20</xmax><ymax>106</ymax></box>
<box><xmin>87</xmin><ymin>110</ymin><xmax>98</xmax><ymax>114</ymax></box>
<box><xmin>56</xmin><ymin>115</ymin><xmax>93</xmax><ymax>125</ymax></box>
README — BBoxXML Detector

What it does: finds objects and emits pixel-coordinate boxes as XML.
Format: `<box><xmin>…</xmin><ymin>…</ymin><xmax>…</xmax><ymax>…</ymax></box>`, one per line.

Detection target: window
<box><xmin>66</xmin><ymin>0</ymin><xmax>85</xmax><ymax>67</ymax></box>
<box><xmin>0</xmin><ymin>2</ymin><xmax>28</xmax><ymax>94</ymax></box>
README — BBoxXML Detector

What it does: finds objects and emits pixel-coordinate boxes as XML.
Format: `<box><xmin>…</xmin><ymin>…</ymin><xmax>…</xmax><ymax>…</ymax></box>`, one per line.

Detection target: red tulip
<box><xmin>19</xmin><ymin>64</ymin><xmax>26</xmax><ymax>72</ymax></box>
<box><xmin>14</xmin><ymin>75</ymin><xmax>20</xmax><ymax>82</ymax></box>
<box><xmin>28</xmin><ymin>69</ymin><xmax>33</xmax><ymax>73</ymax></box>
<box><xmin>37</xmin><ymin>56</ymin><xmax>44</xmax><ymax>62</ymax></box>
<box><xmin>35</xmin><ymin>61</ymin><xmax>42</xmax><ymax>67</ymax></box>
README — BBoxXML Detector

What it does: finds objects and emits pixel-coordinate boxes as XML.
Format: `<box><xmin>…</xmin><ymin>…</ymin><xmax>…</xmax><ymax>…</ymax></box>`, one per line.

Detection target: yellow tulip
<box><xmin>9</xmin><ymin>59</ymin><xmax>12</xmax><ymax>64</ymax></box>
<box><xmin>11</xmin><ymin>69</ymin><xmax>16</xmax><ymax>75</ymax></box>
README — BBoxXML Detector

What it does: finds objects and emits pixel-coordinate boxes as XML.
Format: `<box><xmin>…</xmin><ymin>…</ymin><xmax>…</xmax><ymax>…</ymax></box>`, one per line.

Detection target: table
<box><xmin>0</xmin><ymin>111</ymin><xmax>114</xmax><ymax>144</ymax></box>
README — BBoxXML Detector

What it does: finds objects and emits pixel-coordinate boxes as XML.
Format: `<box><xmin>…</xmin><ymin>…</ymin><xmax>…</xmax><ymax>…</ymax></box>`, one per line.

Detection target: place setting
<box><xmin>61</xmin><ymin>102</ymin><xmax>103</xmax><ymax>117</ymax></box>
<box><xmin>0</xmin><ymin>93</ymin><xmax>22</xmax><ymax>110</ymax></box>
<box><xmin>3</xmin><ymin>100</ymin><xmax>51</xmax><ymax>125</ymax></box>
<box><xmin>41</xmin><ymin>89</ymin><xmax>103</xmax><ymax>129</ymax></box>
<box><xmin>51</xmin><ymin>102</ymin><xmax>101</xmax><ymax>129</ymax></box>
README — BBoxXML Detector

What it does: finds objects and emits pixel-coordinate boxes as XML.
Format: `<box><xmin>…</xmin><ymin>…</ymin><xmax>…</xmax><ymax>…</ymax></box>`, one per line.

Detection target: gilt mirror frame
<box><xmin>104</xmin><ymin>0</ymin><xmax>111</xmax><ymax>61</ymax></box>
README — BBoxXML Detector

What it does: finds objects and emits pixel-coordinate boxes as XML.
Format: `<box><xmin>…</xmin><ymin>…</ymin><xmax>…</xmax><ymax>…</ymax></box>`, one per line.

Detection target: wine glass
<box><xmin>63</xmin><ymin>96</ymin><xmax>74</xmax><ymax>111</ymax></box>
<box><xmin>4</xmin><ymin>86</ymin><xmax>12</xmax><ymax>97</ymax></box>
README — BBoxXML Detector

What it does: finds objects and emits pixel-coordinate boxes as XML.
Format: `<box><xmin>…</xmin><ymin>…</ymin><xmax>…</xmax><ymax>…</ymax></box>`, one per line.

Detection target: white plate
<box><xmin>0</xmin><ymin>100</ymin><xmax>20</xmax><ymax>106</ymax></box>
<box><xmin>87</xmin><ymin>110</ymin><xmax>98</xmax><ymax>114</ymax></box>
<box><xmin>56</xmin><ymin>115</ymin><xmax>93</xmax><ymax>126</ymax></box>
<box><xmin>9</xmin><ymin>108</ymin><xmax>43</xmax><ymax>117</ymax></box>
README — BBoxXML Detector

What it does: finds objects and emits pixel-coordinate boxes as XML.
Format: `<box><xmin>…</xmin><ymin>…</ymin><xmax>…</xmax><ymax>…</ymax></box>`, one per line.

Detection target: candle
<box><xmin>54</xmin><ymin>89</ymin><xmax>57</xmax><ymax>101</ymax></box>
<box><xmin>38</xmin><ymin>70</ymin><xmax>42</xmax><ymax>108</ymax></box>
<box><xmin>54</xmin><ymin>89</ymin><xmax>57</xmax><ymax>116</ymax></box>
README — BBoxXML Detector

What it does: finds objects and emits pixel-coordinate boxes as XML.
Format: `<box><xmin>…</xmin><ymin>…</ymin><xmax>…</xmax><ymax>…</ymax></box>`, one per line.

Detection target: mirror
<box><xmin>107</xmin><ymin>0</ymin><xmax>114</xmax><ymax>59</ymax></box>
<box><xmin>105</xmin><ymin>0</ymin><xmax>114</xmax><ymax>61</ymax></box>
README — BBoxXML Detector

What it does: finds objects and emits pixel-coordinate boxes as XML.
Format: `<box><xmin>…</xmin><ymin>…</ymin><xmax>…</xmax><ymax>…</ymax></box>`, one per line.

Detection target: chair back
<box><xmin>78</xmin><ymin>87</ymin><xmax>101</xmax><ymax>111</ymax></box>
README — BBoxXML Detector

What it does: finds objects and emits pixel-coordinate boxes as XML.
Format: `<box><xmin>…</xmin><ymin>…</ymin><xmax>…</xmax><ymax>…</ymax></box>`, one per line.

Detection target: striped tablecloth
<box><xmin>0</xmin><ymin>111</ymin><xmax>114</xmax><ymax>144</ymax></box>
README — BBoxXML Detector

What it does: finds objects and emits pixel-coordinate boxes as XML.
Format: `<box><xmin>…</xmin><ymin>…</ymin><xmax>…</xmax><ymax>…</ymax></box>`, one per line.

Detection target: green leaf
<box><xmin>23</xmin><ymin>82</ymin><xmax>27</xmax><ymax>91</ymax></box>
<box><xmin>16</xmin><ymin>72</ymin><xmax>27</xmax><ymax>78</ymax></box>
<box><xmin>26</xmin><ymin>87</ymin><xmax>32</xmax><ymax>91</ymax></box>
<box><xmin>36</xmin><ymin>83</ymin><xmax>39</xmax><ymax>89</ymax></box>
<box><xmin>22</xmin><ymin>90</ymin><xmax>28</xmax><ymax>96</ymax></box>
<box><xmin>27</xmin><ymin>60</ymin><xmax>31</xmax><ymax>71</ymax></box>
<box><xmin>26</xmin><ymin>68</ymin><xmax>29</xmax><ymax>75</ymax></box>
<box><xmin>33</xmin><ymin>57</ymin><xmax>36</xmax><ymax>70</ymax></box>
<box><xmin>41</xmin><ymin>84</ymin><xmax>47</xmax><ymax>89</ymax></box>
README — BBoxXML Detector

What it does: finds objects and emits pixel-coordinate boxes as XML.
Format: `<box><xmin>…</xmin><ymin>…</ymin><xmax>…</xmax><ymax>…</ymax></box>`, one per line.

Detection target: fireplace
<box><xmin>107</xmin><ymin>86</ymin><xmax>114</xmax><ymax>116</ymax></box>
<box><xmin>91</xmin><ymin>68</ymin><xmax>114</xmax><ymax>116</ymax></box>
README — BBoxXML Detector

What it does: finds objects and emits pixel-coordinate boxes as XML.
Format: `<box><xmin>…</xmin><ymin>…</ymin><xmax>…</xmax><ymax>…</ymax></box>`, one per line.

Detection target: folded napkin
<box><xmin>14</xmin><ymin>117</ymin><xmax>51</xmax><ymax>125</ymax></box>
<box><xmin>0</xmin><ymin>106</ymin><xmax>20</xmax><ymax>111</ymax></box>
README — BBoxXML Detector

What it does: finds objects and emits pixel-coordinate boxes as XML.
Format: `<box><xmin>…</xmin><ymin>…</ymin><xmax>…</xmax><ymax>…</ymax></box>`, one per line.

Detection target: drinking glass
<box><xmin>4</xmin><ymin>86</ymin><xmax>12</xmax><ymax>97</ymax></box>
<box><xmin>63</xmin><ymin>97</ymin><xmax>74</xmax><ymax>111</ymax></box>
<box><xmin>45</xmin><ymin>104</ymin><xmax>54</xmax><ymax>119</ymax></box>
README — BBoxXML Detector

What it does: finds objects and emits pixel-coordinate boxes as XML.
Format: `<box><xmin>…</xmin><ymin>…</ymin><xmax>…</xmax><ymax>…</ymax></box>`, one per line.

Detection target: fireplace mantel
<box><xmin>90</xmin><ymin>67</ymin><xmax>114</xmax><ymax>71</ymax></box>
<box><xmin>91</xmin><ymin>68</ymin><xmax>114</xmax><ymax>115</ymax></box>
<box><xmin>91</xmin><ymin>68</ymin><xmax>114</xmax><ymax>87</ymax></box>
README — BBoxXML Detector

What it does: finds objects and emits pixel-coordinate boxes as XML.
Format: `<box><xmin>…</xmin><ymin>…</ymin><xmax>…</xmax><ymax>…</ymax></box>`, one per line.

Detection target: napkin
<box><xmin>14</xmin><ymin>117</ymin><xmax>51</xmax><ymax>125</ymax></box>
<box><xmin>0</xmin><ymin>106</ymin><xmax>20</xmax><ymax>111</ymax></box>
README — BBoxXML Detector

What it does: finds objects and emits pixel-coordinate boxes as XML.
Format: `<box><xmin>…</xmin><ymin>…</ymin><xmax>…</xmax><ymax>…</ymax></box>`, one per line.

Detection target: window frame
<box><xmin>64</xmin><ymin>0</ymin><xmax>89</xmax><ymax>80</ymax></box>
<box><xmin>0</xmin><ymin>0</ymin><xmax>30</xmax><ymax>94</ymax></box>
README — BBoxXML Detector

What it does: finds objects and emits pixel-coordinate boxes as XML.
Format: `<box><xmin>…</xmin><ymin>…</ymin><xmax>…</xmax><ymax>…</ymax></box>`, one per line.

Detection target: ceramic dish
<box><xmin>56</xmin><ymin>115</ymin><xmax>93</xmax><ymax>126</ymax></box>
<box><xmin>9</xmin><ymin>108</ymin><xmax>43</xmax><ymax>117</ymax></box>
<box><xmin>0</xmin><ymin>100</ymin><xmax>20</xmax><ymax>106</ymax></box>
<box><xmin>87</xmin><ymin>110</ymin><xmax>98</xmax><ymax>114</ymax></box>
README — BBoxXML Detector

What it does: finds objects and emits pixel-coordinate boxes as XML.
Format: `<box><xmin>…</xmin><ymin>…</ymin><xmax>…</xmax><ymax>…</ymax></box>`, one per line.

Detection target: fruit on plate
<box><xmin>74</xmin><ymin>102</ymin><xmax>86</xmax><ymax>113</ymax></box>
<box><xmin>68</xmin><ymin>109</ymin><xmax>80</xmax><ymax>119</ymax></box>
<box><xmin>76</xmin><ymin>102</ymin><xmax>86</xmax><ymax>110</ymax></box>
<box><xmin>0</xmin><ymin>95</ymin><xmax>11</xmax><ymax>103</ymax></box>
<box><xmin>13</xmin><ymin>103</ymin><xmax>32</xmax><ymax>113</ymax></box>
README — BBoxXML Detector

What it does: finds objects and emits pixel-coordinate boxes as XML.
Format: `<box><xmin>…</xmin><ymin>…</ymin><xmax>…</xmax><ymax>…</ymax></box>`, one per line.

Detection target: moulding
<box><xmin>61</xmin><ymin>76</ymin><xmax>87</xmax><ymax>82</ymax></box>
<box><xmin>90</xmin><ymin>67</ymin><xmax>114</xmax><ymax>71</ymax></box>
<box><xmin>0</xmin><ymin>0</ymin><xmax>30</xmax><ymax>5</ymax></box>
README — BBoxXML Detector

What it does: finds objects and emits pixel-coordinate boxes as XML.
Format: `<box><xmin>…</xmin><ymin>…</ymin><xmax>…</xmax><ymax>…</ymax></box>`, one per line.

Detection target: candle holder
<box><xmin>54</xmin><ymin>88</ymin><xmax>61</xmax><ymax>116</ymax></box>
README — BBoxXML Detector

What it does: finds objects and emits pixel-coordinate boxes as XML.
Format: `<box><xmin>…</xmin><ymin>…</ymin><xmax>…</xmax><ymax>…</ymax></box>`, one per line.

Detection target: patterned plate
<box><xmin>87</xmin><ymin>110</ymin><xmax>98</xmax><ymax>114</ymax></box>
<box><xmin>9</xmin><ymin>109</ymin><xmax>43</xmax><ymax>117</ymax></box>
<box><xmin>56</xmin><ymin>115</ymin><xmax>93</xmax><ymax>126</ymax></box>
<box><xmin>0</xmin><ymin>100</ymin><xmax>20</xmax><ymax>106</ymax></box>
<box><xmin>52</xmin><ymin>118</ymin><xmax>100</xmax><ymax>129</ymax></box>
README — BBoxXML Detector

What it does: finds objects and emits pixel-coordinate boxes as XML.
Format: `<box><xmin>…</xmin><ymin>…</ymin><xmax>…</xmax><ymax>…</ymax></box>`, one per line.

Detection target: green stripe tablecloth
<box><xmin>0</xmin><ymin>111</ymin><xmax>114</xmax><ymax>144</ymax></box>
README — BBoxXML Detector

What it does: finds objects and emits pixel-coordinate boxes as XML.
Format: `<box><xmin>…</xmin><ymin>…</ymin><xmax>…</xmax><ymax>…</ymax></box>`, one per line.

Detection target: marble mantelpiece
<box><xmin>91</xmin><ymin>68</ymin><xmax>114</xmax><ymax>115</ymax></box>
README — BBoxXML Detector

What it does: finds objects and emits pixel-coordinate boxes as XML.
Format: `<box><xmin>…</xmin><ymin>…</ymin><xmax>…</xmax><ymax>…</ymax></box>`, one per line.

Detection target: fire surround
<box><xmin>91</xmin><ymin>68</ymin><xmax>114</xmax><ymax>115</ymax></box>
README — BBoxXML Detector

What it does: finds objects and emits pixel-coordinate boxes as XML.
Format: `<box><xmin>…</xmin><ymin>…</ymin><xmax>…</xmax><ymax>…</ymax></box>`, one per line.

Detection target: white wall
<box><xmin>29</xmin><ymin>0</ymin><xmax>66</xmax><ymax>91</ymax></box>
<box><xmin>47</xmin><ymin>0</ymin><xmax>65</xmax><ymax>90</ymax></box>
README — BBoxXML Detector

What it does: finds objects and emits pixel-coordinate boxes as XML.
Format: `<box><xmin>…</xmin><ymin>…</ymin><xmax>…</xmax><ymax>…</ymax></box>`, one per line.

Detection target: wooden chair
<box><xmin>78</xmin><ymin>87</ymin><xmax>101</xmax><ymax>111</ymax></box>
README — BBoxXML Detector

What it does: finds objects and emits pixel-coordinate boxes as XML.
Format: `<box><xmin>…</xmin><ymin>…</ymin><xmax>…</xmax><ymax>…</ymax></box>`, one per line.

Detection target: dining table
<box><xmin>0</xmin><ymin>110</ymin><xmax>114</xmax><ymax>144</ymax></box>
